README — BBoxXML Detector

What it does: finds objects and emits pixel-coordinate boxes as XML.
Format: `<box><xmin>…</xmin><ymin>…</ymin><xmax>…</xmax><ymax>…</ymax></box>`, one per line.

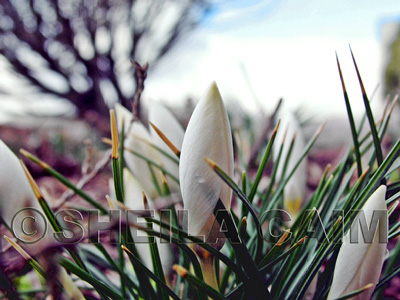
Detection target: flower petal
<box><xmin>115</xmin><ymin>103</ymin><xmax>133</xmax><ymax>134</ymax></box>
<box><xmin>122</xmin><ymin>168</ymin><xmax>174</xmax><ymax>274</ymax></box>
<box><xmin>124</xmin><ymin>122</ymin><xmax>162</xmax><ymax>198</ymax></box>
<box><xmin>123</xmin><ymin>168</ymin><xmax>153</xmax><ymax>210</ymax></box>
<box><xmin>179</xmin><ymin>81</ymin><xmax>234</xmax><ymax>236</ymax></box>
<box><xmin>0</xmin><ymin>140</ymin><xmax>49</xmax><ymax>250</ymax></box>
<box><xmin>0</xmin><ymin>140</ymin><xmax>39</xmax><ymax>226</ymax></box>
<box><xmin>327</xmin><ymin>185</ymin><xmax>387</xmax><ymax>300</ymax></box>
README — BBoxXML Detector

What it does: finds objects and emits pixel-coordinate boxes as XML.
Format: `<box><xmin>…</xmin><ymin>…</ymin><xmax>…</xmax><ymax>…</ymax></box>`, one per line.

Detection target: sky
<box><xmin>144</xmin><ymin>0</ymin><xmax>400</xmax><ymax>119</ymax></box>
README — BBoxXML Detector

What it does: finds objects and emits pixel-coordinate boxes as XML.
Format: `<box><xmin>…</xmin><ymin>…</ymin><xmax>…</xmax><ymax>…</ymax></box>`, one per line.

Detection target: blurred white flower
<box><xmin>149</xmin><ymin>100</ymin><xmax>184</xmax><ymax>191</ymax></box>
<box><xmin>125</xmin><ymin>121</ymin><xmax>163</xmax><ymax>198</ymax></box>
<box><xmin>115</xmin><ymin>102</ymin><xmax>183</xmax><ymax>199</ymax></box>
<box><xmin>0</xmin><ymin>140</ymin><xmax>45</xmax><ymax>242</ymax></box>
<box><xmin>327</xmin><ymin>185</ymin><xmax>388</xmax><ymax>300</ymax></box>
<box><xmin>115</xmin><ymin>103</ymin><xmax>133</xmax><ymax>135</ymax></box>
<box><xmin>179</xmin><ymin>81</ymin><xmax>234</xmax><ymax>238</ymax></box>
<box><xmin>109</xmin><ymin>168</ymin><xmax>174</xmax><ymax>275</ymax></box>
<box><xmin>273</xmin><ymin>111</ymin><xmax>307</xmax><ymax>219</ymax></box>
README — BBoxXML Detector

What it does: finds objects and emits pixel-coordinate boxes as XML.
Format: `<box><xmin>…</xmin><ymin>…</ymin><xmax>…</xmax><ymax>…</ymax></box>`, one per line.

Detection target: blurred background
<box><xmin>0</xmin><ymin>0</ymin><xmax>399</xmax><ymax>124</ymax></box>
<box><xmin>145</xmin><ymin>0</ymin><xmax>400</xmax><ymax>119</ymax></box>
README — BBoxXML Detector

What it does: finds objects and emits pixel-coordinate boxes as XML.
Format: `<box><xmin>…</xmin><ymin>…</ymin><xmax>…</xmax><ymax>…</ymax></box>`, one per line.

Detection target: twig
<box><xmin>54</xmin><ymin>149</ymin><xmax>112</xmax><ymax>210</ymax></box>
<box><xmin>132</xmin><ymin>61</ymin><xmax>149</xmax><ymax>121</ymax></box>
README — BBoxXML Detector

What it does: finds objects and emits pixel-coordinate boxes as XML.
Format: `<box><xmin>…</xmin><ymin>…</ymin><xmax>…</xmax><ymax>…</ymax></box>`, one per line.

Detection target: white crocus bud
<box><xmin>123</xmin><ymin>168</ymin><xmax>174</xmax><ymax>275</ymax></box>
<box><xmin>116</xmin><ymin>103</ymin><xmax>182</xmax><ymax>198</ymax></box>
<box><xmin>125</xmin><ymin>122</ymin><xmax>162</xmax><ymax>198</ymax></box>
<box><xmin>149</xmin><ymin>100</ymin><xmax>184</xmax><ymax>191</ymax></box>
<box><xmin>180</xmin><ymin>81</ymin><xmax>234</xmax><ymax>238</ymax></box>
<box><xmin>273</xmin><ymin>111</ymin><xmax>307</xmax><ymax>219</ymax></box>
<box><xmin>115</xmin><ymin>103</ymin><xmax>133</xmax><ymax>135</ymax></box>
<box><xmin>114</xmin><ymin>103</ymin><xmax>162</xmax><ymax>199</ymax></box>
<box><xmin>327</xmin><ymin>185</ymin><xmax>387</xmax><ymax>300</ymax></box>
<box><xmin>0</xmin><ymin>140</ymin><xmax>45</xmax><ymax>242</ymax></box>
<box><xmin>115</xmin><ymin>103</ymin><xmax>160</xmax><ymax>197</ymax></box>
<box><xmin>179</xmin><ymin>81</ymin><xmax>234</xmax><ymax>291</ymax></box>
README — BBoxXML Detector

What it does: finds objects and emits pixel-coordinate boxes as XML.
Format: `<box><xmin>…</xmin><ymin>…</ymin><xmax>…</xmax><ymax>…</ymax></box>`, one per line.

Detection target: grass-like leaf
<box><xmin>248</xmin><ymin>121</ymin><xmax>280</xmax><ymax>203</ymax></box>
<box><xmin>214</xmin><ymin>199</ymin><xmax>272</xmax><ymax>300</ymax></box>
<box><xmin>20</xmin><ymin>149</ymin><xmax>108</xmax><ymax>214</ymax></box>
<box><xmin>333</xmin><ymin>283</ymin><xmax>373</xmax><ymax>300</ymax></box>
<box><xmin>349</xmin><ymin>46</ymin><xmax>383</xmax><ymax>166</ymax></box>
<box><xmin>60</xmin><ymin>257</ymin><xmax>126</xmax><ymax>300</ymax></box>
<box><xmin>205</xmin><ymin>157</ymin><xmax>264</xmax><ymax>262</ymax></box>
<box><xmin>173</xmin><ymin>265</ymin><xmax>226</xmax><ymax>300</ymax></box>
<box><xmin>122</xmin><ymin>246</ymin><xmax>180</xmax><ymax>300</ymax></box>
<box><xmin>336</xmin><ymin>53</ymin><xmax>362</xmax><ymax>176</ymax></box>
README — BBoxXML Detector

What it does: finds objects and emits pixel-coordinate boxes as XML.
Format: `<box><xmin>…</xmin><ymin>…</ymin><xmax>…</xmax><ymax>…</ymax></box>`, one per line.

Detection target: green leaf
<box><xmin>214</xmin><ymin>199</ymin><xmax>272</xmax><ymax>300</ymax></box>
<box><xmin>248</xmin><ymin>121</ymin><xmax>280</xmax><ymax>203</ymax></box>
<box><xmin>122</xmin><ymin>246</ymin><xmax>180</xmax><ymax>300</ymax></box>
<box><xmin>20</xmin><ymin>149</ymin><xmax>108</xmax><ymax>214</ymax></box>
<box><xmin>125</xmin><ymin>147</ymin><xmax>179</xmax><ymax>184</ymax></box>
<box><xmin>349</xmin><ymin>46</ymin><xmax>383</xmax><ymax>166</ymax></box>
<box><xmin>333</xmin><ymin>283</ymin><xmax>374</xmax><ymax>300</ymax></box>
<box><xmin>173</xmin><ymin>265</ymin><xmax>227</xmax><ymax>300</ymax></box>
<box><xmin>60</xmin><ymin>257</ymin><xmax>126</xmax><ymax>300</ymax></box>
<box><xmin>205</xmin><ymin>157</ymin><xmax>263</xmax><ymax>262</ymax></box>
<box><xmin>336</xmin><ymin>53</ymin><xmax>362</xmax><ymax>176</ymax></box>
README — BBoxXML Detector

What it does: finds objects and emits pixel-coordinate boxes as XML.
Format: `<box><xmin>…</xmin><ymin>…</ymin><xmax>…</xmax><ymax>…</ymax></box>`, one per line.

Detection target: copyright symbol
<box><xmin>11</xmin><ymin>207</ymin><xmax>47</xmax><ymax>244</ymax></box>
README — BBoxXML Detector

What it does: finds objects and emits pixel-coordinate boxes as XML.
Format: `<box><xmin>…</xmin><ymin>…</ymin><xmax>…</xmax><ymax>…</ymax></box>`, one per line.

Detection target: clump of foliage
<box><xmin>1</xmin><ymin>49</ymin><xmax>400</xmax><ymax>300</ymax></box>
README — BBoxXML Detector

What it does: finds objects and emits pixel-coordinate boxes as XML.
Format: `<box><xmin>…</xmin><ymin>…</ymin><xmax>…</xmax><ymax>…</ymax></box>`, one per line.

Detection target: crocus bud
<box><xmin>122</xmin><ymin>168</ymin><xmax>174</xmax><ymax>275</ymax></box>
<box><xmin>115</xmin><ymin>103</ymin><xmax>133</xmax><ymax>135</ymax></box>
<box><xmin>327</xmin><ymin>185</ymin><xmax>387</xmax><ymax>300</ymax></box>
<box><xmin>115</xmin><ymin>102</ymin><xmax>183</xmax><ymax>198</ymax></box>
<box><xmin>273</xmin><ymin>111</ymin><xmax>307</xmax><ymax>219</ymax></box>
<box><xmin>179</xmin><ymin>81</ymin><xmax>234</xmax><ymax>290</ymax></box>
<box><xmin>125</xmin><ymin>121</ymin><xmax>162</xmax><ymax>198</ymax></box>
<box><xmin>0</xmin><ymin>140</ymin><xmax>45</xmax><ymax>242</ymax></box>
<box><xmin>180</xmin><ymin>81</ymin><xmax>234</xmax><ymax>239</ymax></box>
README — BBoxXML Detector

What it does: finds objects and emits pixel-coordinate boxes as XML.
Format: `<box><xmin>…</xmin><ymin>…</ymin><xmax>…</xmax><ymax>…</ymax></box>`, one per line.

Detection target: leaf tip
<box><xmin>20</xmin><ymin>160</ymin><xmax>42</xmax><ymax>200</ymax></box>
<box><xmin>173</xmin><ymin>264</ymin><xmax>188</xmax><ymax>278</ymax></box>
<box><xmin>149</xmin><ymin>121</ymin><xmax>181</xmax><ymax>157</ymax></box>
<box><xmin>110</xmin><ymin>109</ymin><xmax>119</xmax><ymax>159</ymax></box>
<box><xmin>204</xmin><ymin>157</ymin><xmax>216</xmax><ymax>169</ymax></box>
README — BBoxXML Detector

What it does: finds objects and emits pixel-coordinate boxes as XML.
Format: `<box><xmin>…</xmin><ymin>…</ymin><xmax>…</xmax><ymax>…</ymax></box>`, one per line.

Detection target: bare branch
<box><xmin>131</xmin><ymin>60</ymin><xmax>148</xmax><ymax>121</ymax></box>
<box><xmin>0</xmin><ymin>0</ymin><xmax>210</xmax><ymax>121</ymax></box>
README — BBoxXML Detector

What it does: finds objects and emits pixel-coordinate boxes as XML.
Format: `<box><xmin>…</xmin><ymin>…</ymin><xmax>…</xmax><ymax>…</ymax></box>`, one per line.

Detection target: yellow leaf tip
<box><xmin>276</xmin><ymin>229</ymin><xmax>291</xmax><ymax>246</ymax></box>
<box><xmin>149</xmin><ymin>121</ymin><xmax>181</xmax><ymax>157</ymax></box>
<box><xmin>105</xmin><ymin>195</ymin><xmax>115</xmax><ymax>210</ymax></box>
<box><xmin>4</xmin><ymin>235</ymin><xmax>32</xmax><ymax>261</ymax></box>
<box><xmin>172</xmin><ymin>264</ymin><xmax>188</xmax><ymax>278</ymax></box>
<box><xmin>110</xmin><ymin>109</ymin><xmax>119</xmax><ymax>159</ymax></box>
<box><xmin>204</xmin><ymin>157</ymin><xmax>216</xmax><ymax>168</ymax></box>
<box><xmin>20</xmin><ymin>160</ymin><xmax>42</xmax><ymax>200</ymax></box>
<box><xmin>159</xmin><ymin>171</ymin><xmax>168</xmax><ymax>185</ymax></box>
<box><xmin>121</xmin><ymin>245</ymin><xmax>132</xmax><ymax>255</ymax></box>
